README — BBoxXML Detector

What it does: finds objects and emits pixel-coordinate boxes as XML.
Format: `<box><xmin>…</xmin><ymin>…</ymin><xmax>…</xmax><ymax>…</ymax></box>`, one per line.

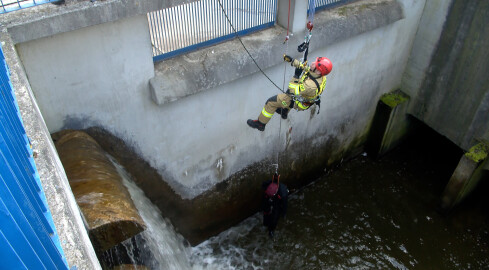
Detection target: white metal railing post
<box><xmin>276</xmin><ymin>0</ymin><xmax>308</xmax><ymax>34</ymax></box>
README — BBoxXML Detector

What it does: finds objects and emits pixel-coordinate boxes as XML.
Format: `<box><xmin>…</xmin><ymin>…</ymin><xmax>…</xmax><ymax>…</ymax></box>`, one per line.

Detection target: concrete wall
<box><xmin>405</xmin><ymin>0</ymin><xmax>489</xmax><ymax>150</ymax></box>
<box><xmin>3</xmin><ymin>0</ymin><xmax>199</xmax><ymax>44</ymax></box>
<box><xmin>14</xmin><ymin>0</ymin><xmax>427</xmax><ymax>200</ymax></box>
<box><xmin>4</xmin><ymin>0</ymin><xmax>487</xmax><ymax>249</ymax></box>
<box><xmin>16</xmin><ymin>15</ymin><xmax>155</xmax><ymax>134</ymax></box>
<box><xmin>0</xmin><ymin>25</ymin><xmax>102</xmax><ymax>270</ymax></box>
<box><xmin>401</xmin><ymin>0</ymin><xmax>451</xmax><ymax>99</ymax></box>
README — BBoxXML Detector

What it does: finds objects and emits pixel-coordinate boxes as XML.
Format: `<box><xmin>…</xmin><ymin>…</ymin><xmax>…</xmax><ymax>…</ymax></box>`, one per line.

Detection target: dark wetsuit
<box><xmin>262</xmin><ymin>180</ymin><xmax>288</xmax><ymax>237</ymax></box>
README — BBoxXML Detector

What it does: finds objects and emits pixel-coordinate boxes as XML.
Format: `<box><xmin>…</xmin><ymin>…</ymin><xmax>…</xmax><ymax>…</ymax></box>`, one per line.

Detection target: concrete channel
<box><xmin>1</xmin><ymin>0</ymin><xmax>487</xmax><ymax>268</ymax></box>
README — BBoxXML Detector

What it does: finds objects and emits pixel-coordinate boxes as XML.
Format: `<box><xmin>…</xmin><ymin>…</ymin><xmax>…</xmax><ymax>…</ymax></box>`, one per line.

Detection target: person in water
<box><xmin>262</xmin><ymin>173</ymin><xmax>288</xmax><ymax>238</ymax></box>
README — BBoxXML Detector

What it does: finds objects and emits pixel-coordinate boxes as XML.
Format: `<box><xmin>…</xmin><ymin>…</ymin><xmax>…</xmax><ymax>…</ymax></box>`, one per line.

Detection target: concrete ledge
<box><xmin>150</xmin><ymin>0</ymin><xmax>404</xmax><ymax>106</ymax></box>
<box><xmin>0</xmin><ymin>0</ymin><xmax>198</xmax><ymax>44</ymax></box>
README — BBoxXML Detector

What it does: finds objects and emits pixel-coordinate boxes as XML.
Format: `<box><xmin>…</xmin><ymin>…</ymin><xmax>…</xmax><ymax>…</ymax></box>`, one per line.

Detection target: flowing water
<box><xmin>115</xmin><ymin>128</ymin><xmax>489</xmax><ymax>269</ymax></box>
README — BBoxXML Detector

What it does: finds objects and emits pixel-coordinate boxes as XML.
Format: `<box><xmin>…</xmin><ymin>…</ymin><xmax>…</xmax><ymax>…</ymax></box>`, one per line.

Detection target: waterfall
<box><xmin>111</xmin><ymin>157</ymin><xmax>192</xmax><ymax>269</ymax></box>
<box><xmin>109</xmin><ymin>155</ymin><xmax>264</xmax><ymax>270</ymax></box>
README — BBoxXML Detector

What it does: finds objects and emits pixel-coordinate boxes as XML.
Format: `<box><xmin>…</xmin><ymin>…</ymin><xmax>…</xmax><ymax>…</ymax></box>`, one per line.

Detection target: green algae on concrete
<box><xmin>380</xmin><ymin>90</ymin><xmax>409</xmax><ymax>108</ymax></box>
<box><xmin>464</xmin><ymin>142</ymin><xmax>488</xmax><ymax>163</ymax></box>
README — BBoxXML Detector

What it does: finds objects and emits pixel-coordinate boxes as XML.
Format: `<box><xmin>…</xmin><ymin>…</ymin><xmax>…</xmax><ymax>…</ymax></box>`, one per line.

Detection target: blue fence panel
<box><xmin>0</xmin><ymin>0</ymin><xmax>61</xmax><ymax>14</ymax></box>
<box><xmin>148</xmin><ymin>0</ymin><xmax>277</xmax><ymax>62</ymax></box>
<box><xmin>0</xmin><ymin>45</ymin><xmax>68</xmax><ymax>269</ymax></box>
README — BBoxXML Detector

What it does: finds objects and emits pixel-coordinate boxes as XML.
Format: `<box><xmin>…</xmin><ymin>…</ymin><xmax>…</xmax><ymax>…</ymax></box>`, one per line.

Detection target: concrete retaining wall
<box><xmin>406</xmin><ymin>0</ymin><xmax>489</xmax><ymax>150</ymax></box>
<box><xmin>5</xmin><ymin>0</ymin><xmax>484</xmax><ymax>253</ymax></box>
<box><xmin>16</xmin><ymin>14</ymin><xmax>155</xmax><ymax>134</ymax></box>
<box><xmin>12</xmin><ymin>0</ymin><xmax>423</xmax><ymax>200</ymax></box>
<box><xmin>2</xmin><ymin>0</ymin><xmax>487</xmax><ymax>254</ymax></box>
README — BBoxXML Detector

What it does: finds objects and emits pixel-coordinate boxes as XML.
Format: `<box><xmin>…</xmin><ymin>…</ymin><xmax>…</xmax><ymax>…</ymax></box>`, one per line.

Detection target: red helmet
<box><xmin>312</xmin><ymin>57</ymin><xmax>332</xmax><ymax>76</ymax></box>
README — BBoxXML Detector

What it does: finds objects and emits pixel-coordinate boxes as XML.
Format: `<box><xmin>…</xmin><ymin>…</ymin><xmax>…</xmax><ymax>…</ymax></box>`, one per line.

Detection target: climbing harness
<box><xmin>288</xmin><ymin>0</ymin><xmax>321</xmax><ymax>114</ymax></box>
<box><xmin>217</xmin><ymin>0</ymin><xmax>319</xmax><ymax>174</ymax></box>
<box><xmin>289</xmin><ymin>70</ymin><xmax>324</xmax><ymax>114</ymax></box>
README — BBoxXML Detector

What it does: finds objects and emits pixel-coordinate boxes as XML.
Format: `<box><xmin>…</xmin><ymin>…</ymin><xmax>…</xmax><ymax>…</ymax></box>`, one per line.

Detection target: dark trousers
<box><xmin>263</xmin><ymin>206</ymin><xmax>281</xmax><ymax>233</ymax></box>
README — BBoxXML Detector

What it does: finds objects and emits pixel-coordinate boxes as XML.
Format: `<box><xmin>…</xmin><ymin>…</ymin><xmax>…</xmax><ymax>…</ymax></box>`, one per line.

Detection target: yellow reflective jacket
<box><xmin>287</xmin><ymin>60</ymin><xmax>326</xmax><ymax>110</ymax></box>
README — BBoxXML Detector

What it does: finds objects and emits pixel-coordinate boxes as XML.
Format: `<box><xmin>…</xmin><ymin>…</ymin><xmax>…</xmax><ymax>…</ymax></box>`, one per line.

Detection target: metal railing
<box><xmin>148</xmin><ymin>0</ymin><xmax>277</xmax><ymax>62</ymax></box>
<box><xmin>0</xmin><ymin>0</ymin><xmax>60</xmax><ymax>14</ymax></box>
<box><xmin>313</xmin><ymin>0</ymin><xmax>358</xmax><ymax>12</ymax></box>
<box><xmin>0</xmin><ymin>45</ymin><xmax>68</xmax><ymax>269</ymax></box>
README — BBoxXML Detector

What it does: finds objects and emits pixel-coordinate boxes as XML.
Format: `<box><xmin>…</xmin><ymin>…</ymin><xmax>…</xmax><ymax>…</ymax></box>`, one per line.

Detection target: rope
<box><xmin>217</xmin><ymin>0</ymin><xmax>292</xmax><ymax>175</ymax></box>
<box><xmin>216</xmin><ymin>0</ymin><xmax>285</xmax><ymax>93</ymax></box>
<box><xmin>284</xmin><ymin>0</ymin><xmax>291</xmax><ymax>43</ymax></box>
<box><xmin>276</xmin><ymin>0</ymin><xmax>292</xmax><ymax>175</ymax></box>
<box><xmin>216</xmin><ymin>0</ymin><xmax>313</xmax><ymax>176</ymax></box>
<box><xmin>276</xmin><ymin>114</ymin><xmax>282</xmax><ymax>175</ymax></box>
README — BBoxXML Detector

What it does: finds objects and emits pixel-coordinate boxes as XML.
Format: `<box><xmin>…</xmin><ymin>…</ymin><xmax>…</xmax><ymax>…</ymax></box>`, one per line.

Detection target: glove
<box><xmin>283</xmin><ymin>55</ymin><xmax>293</xmax><ymax>63</ymax></box>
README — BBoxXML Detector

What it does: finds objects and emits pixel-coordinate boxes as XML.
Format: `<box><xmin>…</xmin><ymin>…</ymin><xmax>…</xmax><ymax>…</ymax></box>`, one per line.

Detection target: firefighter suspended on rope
<box><xmin>247</xmin><ymin>55</ymin><xmax>333</xmax><ymax>131</ymax></box>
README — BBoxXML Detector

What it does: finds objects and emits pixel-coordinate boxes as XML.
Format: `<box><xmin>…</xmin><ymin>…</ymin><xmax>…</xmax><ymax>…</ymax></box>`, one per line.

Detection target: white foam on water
<box><xmin>112</xmin><ymin>156</ymin><xmax>259</xmax><ymax>270</ymax></box>
<box><xmin>112</xmin><ymin>158</ymin><xmax>192</xmax><ymax>269</ymax></box>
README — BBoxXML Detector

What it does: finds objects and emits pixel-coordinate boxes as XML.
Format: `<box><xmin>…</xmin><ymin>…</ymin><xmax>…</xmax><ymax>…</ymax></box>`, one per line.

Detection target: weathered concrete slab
<box><xmin>150</xmin><ymin>0</ymin><xmax>404</xmax><ymax>105</ymax></box>
<box><xmin>54</xmin><ymin>130</ymin><xmax>146</xmax><ymax>252</ymax></box>
<box><xmin>0</xmin><ymin>0</ymin><xmax>199</xmax><ymax>44</ymax></box>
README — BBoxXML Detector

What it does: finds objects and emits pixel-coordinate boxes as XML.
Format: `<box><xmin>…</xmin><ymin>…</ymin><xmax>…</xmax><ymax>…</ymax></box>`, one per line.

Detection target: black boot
<box><xmin>280</xmin><ymin>108</ymin><xmax>289</xmax><ymax>119</ymax></box>
<box><xmin>276</xmin><ymin>108</ymin><xmax>289</xmax><ymax>119</ymax></box>
<box><xmin>247</xmin><ymin>119</ymin><xmax>265</xmax><ymax>131</ymax></box>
